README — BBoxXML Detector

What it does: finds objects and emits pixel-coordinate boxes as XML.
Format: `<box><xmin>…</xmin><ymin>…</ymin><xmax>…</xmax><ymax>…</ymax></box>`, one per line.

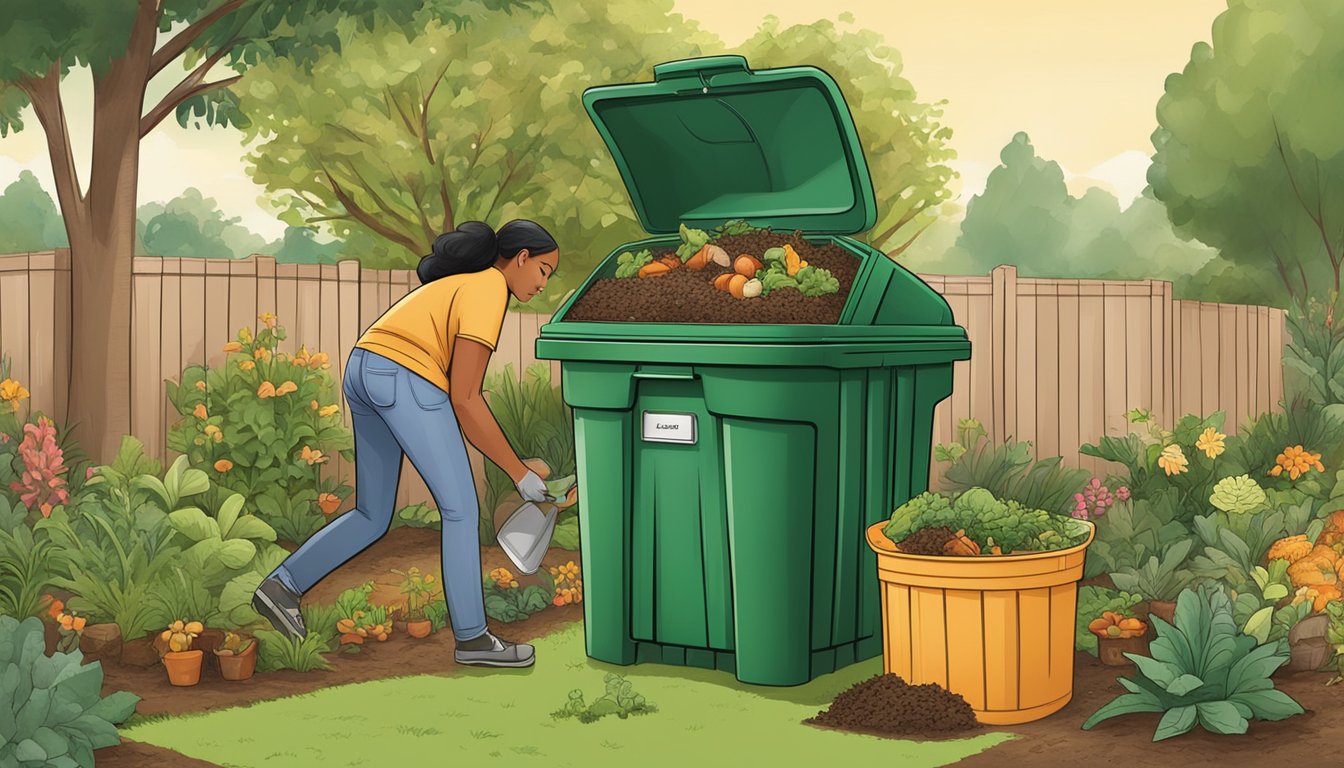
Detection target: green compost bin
<box><xmin>535</xmin><ymin>55</ymin><xmax>972</xmax><ymax>686</ymax></box>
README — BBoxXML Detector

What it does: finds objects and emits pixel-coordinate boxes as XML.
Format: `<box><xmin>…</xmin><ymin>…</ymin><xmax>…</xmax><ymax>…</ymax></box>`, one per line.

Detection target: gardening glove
<box><xmin>516</xmin><ymin>469</ymin><xmax>548</xmax><ymax>503</ymax></box>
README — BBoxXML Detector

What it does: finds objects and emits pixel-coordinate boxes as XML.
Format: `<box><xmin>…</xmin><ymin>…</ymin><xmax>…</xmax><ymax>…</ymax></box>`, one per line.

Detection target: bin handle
<box><xmin>631</xmin><ymin>368</ymin><xmax>698</xmax><ymax>381</ymax></box>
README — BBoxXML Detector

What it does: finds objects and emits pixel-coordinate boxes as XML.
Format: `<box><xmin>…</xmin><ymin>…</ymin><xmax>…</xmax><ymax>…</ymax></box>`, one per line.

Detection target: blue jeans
<box><xmin>269</xmin><ymin>347</ymin><xmax>487</xmax><ymax>641</ymax></box>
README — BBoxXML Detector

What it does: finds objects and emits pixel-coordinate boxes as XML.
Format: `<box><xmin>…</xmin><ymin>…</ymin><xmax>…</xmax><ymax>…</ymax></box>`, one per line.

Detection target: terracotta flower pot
<box><xmin>214</xmin><ymin>641</ymin><xmax>258</xmax><ymax>681</ymax></box>
<box><xmin>1146</xmin><ymin>600</ymin><xmax>1176</xmax><ymax>626</ymax></box>
<box><xmin>1097</xmin><ymin>634</ymin><xmax>1150</xmax><ymax>666</ymax></box>
<box><xmin>163</xmin><ymin>650</ymin><xmax>204</xmax><ymax>686</ymax></box>
<box><xmin>407</xmin><ymin>619</ymin><xmax>432</xmax><ymax>639</ymax></box>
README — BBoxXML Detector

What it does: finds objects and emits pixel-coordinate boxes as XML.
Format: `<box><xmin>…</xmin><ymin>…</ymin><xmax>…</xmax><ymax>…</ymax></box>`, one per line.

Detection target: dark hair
<box><xmin>416</xmin><ymin>219</ymin><xmax>558</xmax><ymax>284</ymax></box>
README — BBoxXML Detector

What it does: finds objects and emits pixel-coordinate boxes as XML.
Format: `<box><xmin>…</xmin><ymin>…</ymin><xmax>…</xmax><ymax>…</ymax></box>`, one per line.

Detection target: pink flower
<box><xmin>86</xmin><ymin>467</ymin><xmax>95</xmax><ymax>480</ymax></box>
<box><xmin>9</xmin><ymin>417</ymin><xmax>68</xmax><ymax>513</ymax></box>
<box><xmin>1116</xmin><ymin>486</ymin><xmax>1130</xmax><ymax>501</ymax></box>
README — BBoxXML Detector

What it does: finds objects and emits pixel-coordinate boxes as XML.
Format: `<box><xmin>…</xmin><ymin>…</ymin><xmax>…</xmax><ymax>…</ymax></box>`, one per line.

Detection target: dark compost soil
<box><xmin>896</xmin><ymin>526</ymin><xmax>958</xmax><ymax>555</ymax></box>
<box><xmin>807</xmin><ymin>673</ymin><xmax>981</xmax><ymax>739</ymax></box>
<box><xmin>564</xmin><ymin>231</ymin><xmax>860</xmax><ymax>325</ymax></box>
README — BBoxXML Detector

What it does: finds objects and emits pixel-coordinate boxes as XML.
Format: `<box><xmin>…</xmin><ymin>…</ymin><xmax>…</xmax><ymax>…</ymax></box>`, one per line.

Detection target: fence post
<box><xmin>990</xmin><ymin>265</ymin><xmax>1018</xmax><ymax>442</ymax></box>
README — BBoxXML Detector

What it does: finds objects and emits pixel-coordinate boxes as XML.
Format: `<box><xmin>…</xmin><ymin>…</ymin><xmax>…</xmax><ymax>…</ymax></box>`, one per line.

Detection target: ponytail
<box><xmin>416</xmin><ymin>219</ymin><xmax>559</xmax><ymax>285</ymax></box>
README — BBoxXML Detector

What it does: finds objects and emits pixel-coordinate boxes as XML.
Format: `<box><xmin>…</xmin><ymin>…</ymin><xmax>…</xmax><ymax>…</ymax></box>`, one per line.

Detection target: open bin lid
<box><xmin>582</xmin><ymin>55</ymin><xmax>877</xmax><ymax>235</ymax></box>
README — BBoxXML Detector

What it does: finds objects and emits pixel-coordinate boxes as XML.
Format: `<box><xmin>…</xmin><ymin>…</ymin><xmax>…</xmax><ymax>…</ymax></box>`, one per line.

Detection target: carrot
<box><xmin>686</xmin><ymin>244</ymin><xmax>714</xmax><ymax>270</ymax></box>
<box><xmin>734</xmin><ymin>255</ymin><xmax>763</xmax><ymax>277</ymax></box>
<box><xmin>728</xmin><ymin>274</ymin><xmax>748</xmax><ymax>299</ymax></box>
<box><xmin>714</xmin><ymin>273</ymin><xmax>734</xmax><ymax>292</ymax></box>
<box><xmin>639</xmin><ymin>261</ymin><xmax>671</xmax><ymax>278</ymax></box>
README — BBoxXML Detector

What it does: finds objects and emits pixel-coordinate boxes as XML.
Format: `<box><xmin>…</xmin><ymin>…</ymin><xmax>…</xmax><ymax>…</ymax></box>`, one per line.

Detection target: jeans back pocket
<box><xmin>362</xmin><ymin>365</ymin><xmax>399</xmax><ymax>407</ymax></box>
<box><xmin>408</xmin><ymin>374</ymin><xmax>449</xmax><ymax>410</ymax></box>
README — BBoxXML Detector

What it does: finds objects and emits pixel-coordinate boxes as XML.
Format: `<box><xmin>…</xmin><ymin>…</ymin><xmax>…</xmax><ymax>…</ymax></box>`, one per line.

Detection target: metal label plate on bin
<box><xmin>642</xmin><ymin>411</ymin><xmax>697</xmax><ymax>445</ymax></box>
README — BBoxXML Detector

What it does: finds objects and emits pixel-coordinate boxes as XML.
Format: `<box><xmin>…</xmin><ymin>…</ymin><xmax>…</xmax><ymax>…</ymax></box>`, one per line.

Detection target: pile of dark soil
<box><xmin>564</xmin><ymin>231</ymin><xmax>859</xmax><ymax>324</ymax></box>
<box><xmin>896</xmin><ymin>525</ymin><xmax>957</xmax><ymax>555</ymax></box>
<box><xmin>806</xmin><ymin>674</ymin><xmax>980</xmax><ymax>739</ymax></box>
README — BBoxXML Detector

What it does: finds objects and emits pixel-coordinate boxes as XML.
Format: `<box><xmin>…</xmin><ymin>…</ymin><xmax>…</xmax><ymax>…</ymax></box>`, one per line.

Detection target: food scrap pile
<box><xmin>806</xmin><ymin>674</ymin><xmax>980</xmax><ymax>739</ymax></box>
<box><xmin>1089</xmin><ymin>611</ymin><xmax>1148</xmax><ymax>639</ymax></box>
<box><xmin>884</xmin><ymin>488</ymin><xmax>1091</xmax><ymax>556</ymax></box>
<box><xmin>565</xmin><ymin>220</ymin><xmax>857</xmax><ymax>324</ymax></box>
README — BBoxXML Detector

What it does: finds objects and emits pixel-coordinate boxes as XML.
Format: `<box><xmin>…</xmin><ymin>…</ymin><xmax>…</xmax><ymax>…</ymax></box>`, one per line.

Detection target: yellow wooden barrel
<box><xmin>865</xmin><ymin>520</ymin><xmax>1095</xmax><ymax>725</ymax></box>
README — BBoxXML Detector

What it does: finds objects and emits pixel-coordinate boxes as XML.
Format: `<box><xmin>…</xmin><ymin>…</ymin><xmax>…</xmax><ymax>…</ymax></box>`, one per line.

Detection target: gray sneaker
<box><xmin>252</xmin><ymin>575</ymin><xmax>307</xmax><ymax>639</ymax></box>
<box><xmin>455</xmin><ymin>631</ymin><xmax>535</xmax><ymax>668</ymax></box>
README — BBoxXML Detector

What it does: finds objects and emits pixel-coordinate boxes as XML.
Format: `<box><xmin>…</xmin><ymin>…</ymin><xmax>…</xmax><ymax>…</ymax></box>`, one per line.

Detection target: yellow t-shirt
<box><xmin>355</xmin><ymin>267</ymin><xmax>509</xmax><ymax>394</ymax></box>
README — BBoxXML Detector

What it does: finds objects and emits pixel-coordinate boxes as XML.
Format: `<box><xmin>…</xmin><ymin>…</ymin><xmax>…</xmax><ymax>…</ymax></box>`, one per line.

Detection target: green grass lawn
<box><xmin>122</xmin><ymin>625</ymin><xmax>1010</xmax><ymax>767</ymax></box>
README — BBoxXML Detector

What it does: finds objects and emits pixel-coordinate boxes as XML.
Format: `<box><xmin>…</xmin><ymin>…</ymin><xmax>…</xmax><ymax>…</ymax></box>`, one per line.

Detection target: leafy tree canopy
<box><xmin>1149</xmin><ymin>0</ymin><xmax>1344</xmax><ymax>307</ymax></box>
<box><xmin>0</xmin><ymin>171</ymin><xmax>67</xmax><ymax>251</ymax></box>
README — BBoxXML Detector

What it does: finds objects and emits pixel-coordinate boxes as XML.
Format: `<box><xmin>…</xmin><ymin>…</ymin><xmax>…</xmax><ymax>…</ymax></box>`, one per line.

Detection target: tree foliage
<box><xmin>234</xmin><ymin>0</ymin><xmax>715</xmax><ymax>310</ymax></box>
<box><xmin>1149</xmin><ymin>0</ymin><xmax>1344</xmax><ymax>308</ymax></box>
<box><xmin>0</xmin><ymin>171</ymin><xmax>67</xmax><ymax>251</ymax></box>
<box><xmin>137</xmin><ymin>188</ymin><xmax>269</xmax><ymax>259</ymax></box>
<box><xmin>733</xmin><ymin>14</ymin><xmax>956</xmax><ymax>258</ymax></box>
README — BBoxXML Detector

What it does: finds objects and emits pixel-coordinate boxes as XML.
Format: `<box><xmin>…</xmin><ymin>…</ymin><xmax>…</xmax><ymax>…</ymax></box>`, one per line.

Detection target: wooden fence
<box><xmin>0</xmin><ymin>252</ymin><xmax>1286</xmax><ymax>502</ymax></box>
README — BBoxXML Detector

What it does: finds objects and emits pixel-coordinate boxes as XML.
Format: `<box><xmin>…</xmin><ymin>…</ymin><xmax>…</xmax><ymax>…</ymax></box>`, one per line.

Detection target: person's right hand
<box><xmin>516</xmin><ymin>470</ymin><xmax>548</xmax><ymax>503</ymax></box>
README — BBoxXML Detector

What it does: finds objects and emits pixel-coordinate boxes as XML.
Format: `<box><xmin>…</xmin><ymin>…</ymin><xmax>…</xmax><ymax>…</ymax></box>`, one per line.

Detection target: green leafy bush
<box><xmin>166</xmin><ymin>316</ymin><xmax>353</xmax><ymax>545</ymax></box>
<box><xmin>1326</xmin><ymin>600</ymin><xmax>1344</xmax><ymax>686</ymax></box>
<box><xmin>1081</xmin><ymin>410</ymin><xmax>1230</xmax><ymax>521</ymax></box>
<box><xmin>1082</xmin><ymin>585</ymin><xmax>1304</xmax><ymax>741</ymax></box>
<box><xmin>1109</xmin><ymin>539</ymin><xmax>1194</xmax><ymax>602</ymax></box>
<box><xmin>934</xmin><ymin>418</ymin><xmax>1089</xmax><ymax>517</ymax></box>
<box><xmin>1076</xmin><ymin>586</ymin><xmax>1142</xmax><ymax>656</ymax></box>
<box><xmin>1232</xmin><ymin>559</ymin><xmax>1311</xmax><ymax>645</ymax></box>
<box><xmin>552</xmin><ymin>673</ymin><xmax>656</xmax><ymax>723</ymax></box>
<box><xmin>479</xmin><ymin>364</ymin><xmax>575</xmax><ymax>544</ymax></box>
<box><xmin>1282</xmin><ymin>296</ymin><xmax>1344</xmax><ymax>409</ymax></box>
<box><xmin>883</xmin><ymin>488</ymin><xmax>1090</xmax><ymax>554</ymax></box>
<box><xmin>1188</xmin><ymin>503</ymin><xmax>1321</xmax><ymax>593</ymax></box>
<box><xmin>35</xmin><ymin>439</ymin><xmax>192</xmax><ymax>641</ymax></box>
<box><xmin>483</xmin><ymin>568</ymin><xmax>554</xmax><ymax>623</ymax></box>
<box><xmin>425</xmin><ymin>599</ymin><xmax>449</xmax><ymax>634</ymax></box>
<box><xmin>255</xmin><ymin>629</ymin><xmax>332</xmax><ymax>673</ymax></box>
<box><xmin>0</xmin><ymin>616</ymin><xmax>140</xmax><ymax>767</ymax></box>
<box><xmin>1083</xmin><ymin>492</ymin><xmax>1191</xmax><ymax>579</ymax></box>
<box><xmin>0</xmin><ymin>503</ymin><xmax>63</xmax><ymax>620</ymax></box>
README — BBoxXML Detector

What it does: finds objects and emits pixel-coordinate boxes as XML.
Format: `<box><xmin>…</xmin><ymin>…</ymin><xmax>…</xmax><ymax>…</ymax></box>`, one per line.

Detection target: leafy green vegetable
<box><xmin>1082</xmin><ymin>585</ymin><xmax>1304</xmax><ymax>741</ymax></box>
<box><xmin>759</xmin><ymin>267</ymin><xmax>799</xmax><ymax>296</ymax></box>
<box><xmin>1109</xmin><ymin>538</ymin><xmax>1195</xmax><ymax>602</ymax></box>
<box><xmin>484</xmin><ymin>585</ymin><xmax>551</xmax><ymax>622</ymax></box>
<box><xmin>551</xmin><ymin>515</ymin><xmax>580</xmax><ymax>551</ymax></box>
<box><xmin>936</xmin><ymin>419</ymin><xmax>1090</xmax><ymax>518</ymax></box>
<box><xmin>0</xmin><ymin>616</ymin><xmax>141</xmax><ymax>767</ymax></box>
<box><xmin>711</xmin><ymin>219</ymin><xmax>766</xmax><ymax>239</ymax></box>
<box><xmin>762</xmin><ymin>246</ymin><xmax>787</xmax><ymax>267</ymax></box>
<box><xmin>1076</xmin><ymin>586</ymin><xmax>1142</xmax><ymax>655</ymax></box>
<box><xmin>795</xmin><ymin>265</ymin><xmax>840</xmax><ymax>297</ymax></box>
<box><xmin>675</xmin><ymin>223</ymin><xmax>710</xmax><ymax>262</ymax></box>
<box><xmin>883</xmin><ymin>487</ymin><xmax>1089</xmax><ymax>554</ymax></box>
<box><xmin>614</xmin><ymin>249</ymin><xmax>653</xmax><ymax>278</ymax></box>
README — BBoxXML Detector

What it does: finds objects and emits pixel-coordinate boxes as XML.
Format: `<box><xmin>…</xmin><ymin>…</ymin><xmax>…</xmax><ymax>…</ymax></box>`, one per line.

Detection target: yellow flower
<box><xmin>309</xmin><ymin>352</ymin><xmax>330</xmax><ymax>369</ymax></box>
<box><xmin>240</xmin><ymin>327</ymin><xmax>253</xmax><ymax>344</ymax></box>
<box><xmin>239</xmin><ymin>360</ymin><xmax>255</xmax><ymax>371</ymax></box>
<box><xmin>222</xmin><ymin>342</ymin><xmax>243</xmax><ymax>353</ymax></box>
<box><xmin>1195</xmin><ymin>427</ymin><xmax>1225</xmax><ymax>460</ymax></box>
<box><xmin>299</xmin><ymin>446</ymin><xmax>328</xmax><ymax>465</ymax></box>
<box><xmin>204</xmin><ymin>424</ymin><xmax>220</xmax><ymax>437</ymax></box>
<box><xmin>257</xmin><ymin>381</ymin><xmax>276</xmax><ymax>399</ymax></box>
<box><xmin>195</xmin><ymin>380</ymin><xmax>206</xmax><ymax>392</ymax></box>
<box><xmin>214</xmin><ymin>459</ymin><xmax>233</xmax><ymax>472</ymax></box>
<box><xmin>310</xmin><ymin>400</ymin><xmax>320</xmax><ymax>411</ymax></box>
<box><xmin>192</xmin><ymin>404</ymin><xmax>208</xmax><ymax>420</ymax></box>
<box><xmin>294</xmin><ymin>345</ymin><xmax>310</xmax><ymax>367</ymax></box>
<box><xmin>258</xmin><ymin>312</ymin><xmax>277</xmax><ymax>329</ymax></box>
<box><xmin>275</xmin><ymin>380</ymin><xmax>298</xmax><ymax>397</ymax></box>
<box><xmin>253</xmin><ymin>347</ymin><xmax>271</xmax><ymax>362</ymax></box>
<box><xmin>319</xmin><ymin>404</ymin><xmax>340</xmax><ymax>417</ymax></box>
<box><xmin>0</xmin><ymin>379</ymin><xmax>30</xmax><ymax>409</ymax></box>
<box><xmin>1158</xmin><ymin>444</ymin><xmax>1188</xmax><ymax>476</ymax></box>
<box><xmin>1270</xmin><ymin>445</ymin><xmax>1324</xmax><ymax>481</ymax></box>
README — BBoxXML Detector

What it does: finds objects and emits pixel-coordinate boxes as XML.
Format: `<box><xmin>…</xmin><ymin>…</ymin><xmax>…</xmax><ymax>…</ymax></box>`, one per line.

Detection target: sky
<box><xmin>0</xmin><ymin>0</ymin><xmax>1227</xmax><ymax>240</ymax></box>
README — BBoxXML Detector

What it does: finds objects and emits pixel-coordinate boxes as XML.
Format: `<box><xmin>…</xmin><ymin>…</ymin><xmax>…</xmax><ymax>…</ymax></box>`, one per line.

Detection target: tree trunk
<box><xmin>63</xmin><ymin>10</ymin><xmax>156</xmax><ymax>463</ymax></box>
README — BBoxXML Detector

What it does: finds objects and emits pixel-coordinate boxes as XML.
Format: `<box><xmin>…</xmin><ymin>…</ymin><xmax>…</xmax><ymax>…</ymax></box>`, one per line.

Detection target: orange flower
<box><xmin>319</xmin><ymin>404</ymin><xmax>340</xmax><ymax>417</ymax></box>
<box><xmin>73</xmin><ymin>616</ymin><xmax>86</xmax><ymax>631</ymax></box>
<box><xmin>47</xmin><ymin>597</ymin><xmax>64</xmax><ymax>619</ymax></box>
<box><xmin>1270</xmin><ymin>445</ymin><xmax>1325</xmax><ymax>481</ymax></box>
<box><xmin>258</xmin><ymin>312</ymin><xmax>277</xmax><ymax>329</ymax></box>
<box><xmin>299</xmin><ymin>446</ymin><xmax>328</xmax><ymax>465</ymax></box>
<box><xmin>318</xmin><ymin>492</ymin><xmax>341</xmax><ymax>515</ymax></box>
<box><xmin>214</xmin><ymin>459</ymin><xmax>234</xmax><ymax>472</ymax></box>
<box><xmin>257</xmin><ymin>381</ymin><xmax>277</xmax><ymax>399</ymax></box>
<box><xmin>222</xmin><ymin>342</ymin><xmax>243</xmax><ymax>353</ymax></box>
<box><xmin>192</xmin><ymin>404</ymin><xmax>208</xmax><ymax>420</ymax></box>
<box><xmin>294</xmin><ymin>345</ymin><xmax>310</xmax><ymax>367</ymax></box>
<box><xmin>239</xmin><ymin>360</ymin><xmax>256</xmax><ymax>371</ymax></box>
<box><xmin>275</xmin><ymin>380</ymin><xmax>298</xmax><ymax>397</ymax></box>
<box><xmin>310</xmin><ymin>400</ymin><xmax>320</xmax><ymax>411</ymax></box>
<box><xmin>58</xmin><ymin>614</ymin><xmax>74</xmax><ymax>630</ymax></box>
<box><xmin>195</xmin><ymin>381</ymin><xmax>206</xmax><ymax>392</ymax></box>
<box><xmin>308</xmin><ymin>352</ymin><xmax>330</xmax><ymax>369</ymax></box>
<box><xmin>254</xmin><ymin>347</ymin><xmax>271</xmax><ymax>362</ymax></box>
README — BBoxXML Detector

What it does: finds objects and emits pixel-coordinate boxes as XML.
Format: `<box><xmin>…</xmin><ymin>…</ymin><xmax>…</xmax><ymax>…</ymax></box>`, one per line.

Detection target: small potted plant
<box><xmin>160</xmin><ymin>619</ymin><xmax>204</xmax><ymax>686</ymax></box>
<box><xmin>213</xmin><ymin>631</ymin><xmax>257</xmax><ymax>681</ymax></box>
<box><xmin>53</xmin><ymin>606</ymin><xmax>87</xmax><ymax>654</ymax></box>
<box><xmin>393</xmin><ymin>566</ymin><xmax>437</xmax><ymax>638</ymax></box>
<box><xmin>1089</xmin><ymin>610</ymin><xmax>1150</xmax><ymax>666</ymax></box>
